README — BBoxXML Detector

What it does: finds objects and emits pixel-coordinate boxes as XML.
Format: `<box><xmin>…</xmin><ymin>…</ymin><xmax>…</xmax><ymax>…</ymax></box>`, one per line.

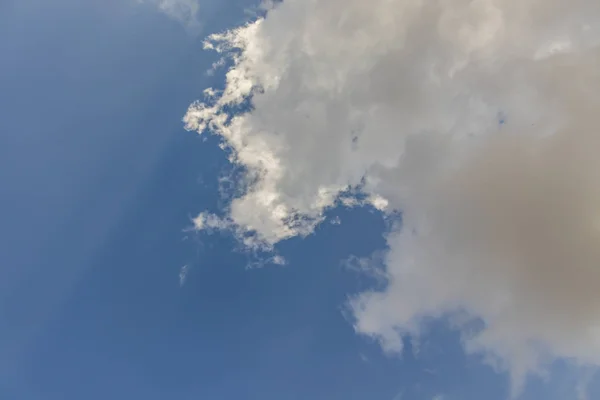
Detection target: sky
<box><xmin>1</xmin><ymin>0</ymin><xmax>600</xmax><ymax>399</ymax></box>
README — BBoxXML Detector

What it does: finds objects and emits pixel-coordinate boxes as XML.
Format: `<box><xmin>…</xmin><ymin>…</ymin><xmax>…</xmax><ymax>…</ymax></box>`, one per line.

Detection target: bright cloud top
<box><xmin>184</xmin><ymin>0</ymin><xmax>600</xmax><ymax>393</ymax></box>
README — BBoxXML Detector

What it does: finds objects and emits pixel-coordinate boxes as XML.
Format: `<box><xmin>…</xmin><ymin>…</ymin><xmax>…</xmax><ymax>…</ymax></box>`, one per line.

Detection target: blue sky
<box><xmin>1</xmin><ymin>1</ymin><xmax>599</xmax><ymax>399</ymax></box>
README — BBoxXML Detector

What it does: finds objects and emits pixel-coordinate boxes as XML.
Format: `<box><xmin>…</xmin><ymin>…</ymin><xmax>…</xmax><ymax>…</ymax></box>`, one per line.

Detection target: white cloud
<box><xmin>184</xmin><ymin>0</ymin><xmax>600</xmax><ymax>395</ymax></box>
<box><xmin>179</xmin><ymin>264</ymin><xmax>190</xmax><ymax>286</ymax></box>
<box><xmin>139</xmin><ymin>0</ymin><xmax>202</xmax><ymax>34</ymax></box>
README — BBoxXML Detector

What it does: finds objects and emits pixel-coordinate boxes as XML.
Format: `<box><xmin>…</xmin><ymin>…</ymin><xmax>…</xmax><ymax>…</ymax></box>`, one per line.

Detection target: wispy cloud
<box><xmin>391</xmin><ymin>389</ymin><xmax>403</xmax><ymax>400</ymax></box>
<box><xmin>575</xmin><ymin>368</ymin><xmax>596</xmax><ymax>400</ymax></box>
<box><xmin>184</xmin><ymin>0</ymin><xmax>600</xmax><ymax>395</ymax></box>
<box><xmin>179</xmin><ymin>264</ymin><xmax>190</xmax><ymax>286</ymax></box>
<box><xmin>139</xmin><ymin>0</ymin><xmax>202</xmax><ymax>34</ymax></box>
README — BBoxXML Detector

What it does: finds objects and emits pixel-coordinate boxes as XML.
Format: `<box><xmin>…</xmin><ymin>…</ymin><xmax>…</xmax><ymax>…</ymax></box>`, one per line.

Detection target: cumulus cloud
<box><xmin>139</xmin><ymin>0</ymin><xmax>202</xmax><ymax>34</ymax></box>
<box><xmin>184</xmin><ymin>0</ymin><xmax>600</xmax><ymax>394</ymax></box>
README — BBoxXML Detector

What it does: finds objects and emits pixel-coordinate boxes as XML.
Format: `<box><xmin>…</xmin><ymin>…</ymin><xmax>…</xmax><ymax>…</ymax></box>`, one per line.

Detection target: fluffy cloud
<box><xmin>184</xmin><ymin>0</ymin><xmax>600</xmax><ymax>393</ymax></box>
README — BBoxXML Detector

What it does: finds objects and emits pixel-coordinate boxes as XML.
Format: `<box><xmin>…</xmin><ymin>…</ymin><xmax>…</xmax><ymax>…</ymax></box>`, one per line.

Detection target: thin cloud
<box><xmin>139</xmin><ymin>0</ymin><xmax>202</xmax><ymax>34</ymax></box>
<box><xmin>179</xmin><ymin>264</ymin><xmax>190</xmax><ymax>287</ymax></box>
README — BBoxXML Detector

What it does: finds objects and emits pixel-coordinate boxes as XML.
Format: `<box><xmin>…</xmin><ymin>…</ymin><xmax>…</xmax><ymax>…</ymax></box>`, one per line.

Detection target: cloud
<box><xmin>184</xmin><ymin>0</ymin><xmax>600</xmax><ymax>394</ymax></box>
<box><xmin>139</xmin><ymin>0</ymin><xmax>202</xmax><ymax>34</ymax></box>
<box><xmin>575</xmin><ymin>368</ymin><xmax>596</xmax><ymax>400</ymax></box>
<box><xmin>179</xmin><ymin>264</ymin><xmax>190</xmax><ymax>286</ymax></box>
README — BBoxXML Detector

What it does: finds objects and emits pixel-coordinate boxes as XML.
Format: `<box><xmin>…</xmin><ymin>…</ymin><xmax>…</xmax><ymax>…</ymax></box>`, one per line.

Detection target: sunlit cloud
<box><xmin>184</xmin><ymin>0</ymin><xmax>600</xmax><ymax>395</ymax></box>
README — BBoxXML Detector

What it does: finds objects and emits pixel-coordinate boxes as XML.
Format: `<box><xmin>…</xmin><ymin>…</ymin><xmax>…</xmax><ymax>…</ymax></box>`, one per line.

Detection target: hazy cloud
<box><xmin>139</xmin><ymin>0</ymin><xmax>202</xmax><ymax>34</ymax></box>
<box><xmin>179</xmin><ymin>264</ymin><xmax>190</xmax><ymax>286</ymax></box>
